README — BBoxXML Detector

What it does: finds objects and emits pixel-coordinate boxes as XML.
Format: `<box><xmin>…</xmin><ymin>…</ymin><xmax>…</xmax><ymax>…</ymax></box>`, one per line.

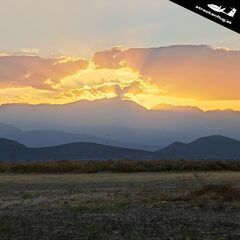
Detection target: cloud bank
<box><xmin>0</xmin><ymin>45</ymin><xmax>240</xmax><ymax>110</ymax></box>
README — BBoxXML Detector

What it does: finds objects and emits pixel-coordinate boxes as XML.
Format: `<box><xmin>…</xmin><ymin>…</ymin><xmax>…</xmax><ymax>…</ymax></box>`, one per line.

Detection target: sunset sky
<box><xmin>0</xmin><ymin>0</ymin><xmax>240</xmax><ymax>111</ymax></box>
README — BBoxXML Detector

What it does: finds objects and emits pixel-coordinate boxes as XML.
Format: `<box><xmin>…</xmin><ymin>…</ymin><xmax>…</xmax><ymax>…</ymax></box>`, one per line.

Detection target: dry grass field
<box><xmin>0</xmin><ymin>171</ymin><xmax>240</xmax><ymax>239</ymax></box>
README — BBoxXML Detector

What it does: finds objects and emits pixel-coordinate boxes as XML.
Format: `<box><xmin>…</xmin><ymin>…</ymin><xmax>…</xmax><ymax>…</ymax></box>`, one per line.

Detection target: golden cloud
<box><xmin>0</xmin><ymin>45</ymin><xmax>240</xmax><ymax>111</ymax></box>
<box><xmin>0</xmin><ymin>54</ymin><xmax>87</xmax><ymax>90</ymax></box>
<box><xmin>90</xmin><ymin>45</ymin><xmax>240</xmax><ymax>109</ymax></box>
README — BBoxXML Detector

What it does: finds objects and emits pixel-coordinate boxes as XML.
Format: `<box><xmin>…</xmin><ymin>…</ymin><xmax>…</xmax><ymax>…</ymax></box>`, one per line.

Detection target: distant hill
<box><xmin>158</xmin><ymin>135</ymin><xmax>240</xmax><ymax>160</ymax></box>
<box><xmin>0</xmin><ymin>123</ymin><xmax>157</xmax><ymax>150</ymax></box>
<box><xmin>0</xmin><ymin>139</ymin><xmax>156</xmax><ymax>162</ymax></box>
<box><xmin>1</xmin><ymin>135</ymin><xmax>240</xmax><ymax>161</ymax></box>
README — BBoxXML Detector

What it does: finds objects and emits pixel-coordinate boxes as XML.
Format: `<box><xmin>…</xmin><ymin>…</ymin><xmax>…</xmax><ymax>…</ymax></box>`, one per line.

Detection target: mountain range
<box><xmin>0</xmin><ymin>98</ymin><xmax>240</xmax><ymax>149</ymax></box>
<box><xmin>0</xmin><ymin>135</ymin><xmax>240</xmax><ymax>161</ymax></box>
<box><xmin>0</xmin><ymin>138</ymin><xmax>155</xmax><ymax>161</ymax></box>
<box><xmin>158</xmin><ymin>135</ymin><xmax>240</xmax><ymax>160</ymax></box>
<box><xmin>0</xmin><ymin>123</ymin><xmax>155</xmax><ymax>150</ymax></box>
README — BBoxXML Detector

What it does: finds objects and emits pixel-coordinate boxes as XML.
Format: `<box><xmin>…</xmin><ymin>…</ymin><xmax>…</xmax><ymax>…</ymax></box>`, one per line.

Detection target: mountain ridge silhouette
<box><xmin>0</xmin><ymin>135</ymin><xmax>240</xmax><ymax>161</ymax></box>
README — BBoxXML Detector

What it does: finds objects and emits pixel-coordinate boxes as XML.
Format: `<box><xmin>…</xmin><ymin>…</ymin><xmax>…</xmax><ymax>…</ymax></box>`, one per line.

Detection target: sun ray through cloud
<box><xmin>0</xmin><ymin>45</ymin><xmax>239</xmax><ymax>111</ymax></box>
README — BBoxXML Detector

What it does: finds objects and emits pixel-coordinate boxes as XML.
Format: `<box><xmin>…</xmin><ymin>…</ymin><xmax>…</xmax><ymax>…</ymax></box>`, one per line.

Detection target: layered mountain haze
<box><xmin>0</xmin><ymin>123</ymin><xmax>156</xmax><ymax>150</ymax></box>
<box><xmin>0</xmin><ymin>45</ymin><xmax>239</xmax><ymax>158</ymax></box>
<box><xmin>0</xmin><ymin>98</ymin><xmax>240</xmax><ymax>149</ymax></box>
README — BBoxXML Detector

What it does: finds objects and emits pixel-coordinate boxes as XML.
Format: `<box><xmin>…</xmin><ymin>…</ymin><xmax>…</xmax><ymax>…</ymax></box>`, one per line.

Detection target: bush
<box><xmin>0</xmin><ymin>160</ymin><xmax>240</xmax><ymax>174</ymax></box>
